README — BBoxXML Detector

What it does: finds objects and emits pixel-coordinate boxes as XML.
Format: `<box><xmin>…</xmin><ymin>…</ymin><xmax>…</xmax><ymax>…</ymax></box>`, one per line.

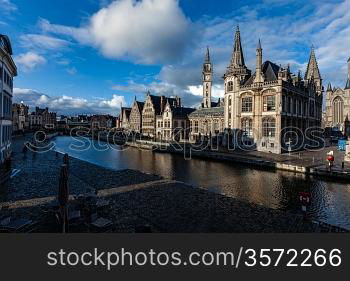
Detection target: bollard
<box><xmin>4</xmin><ymin>157</ymin><xmax>11</xmax><ymax>171</ymax></box>
<box><xmin>58</xmin><ymin>164</ymin><xmax>69</xmax><ymax>233</ymax></box>
<box><xmin>342</xmin><ymin>161</ymin><xmax>345</xmax><ymax>169</ymax></box>
<box><xmin>63</xmin><ymin>153</ymin><xmax>69</xmax><ymax>171</ymax></box>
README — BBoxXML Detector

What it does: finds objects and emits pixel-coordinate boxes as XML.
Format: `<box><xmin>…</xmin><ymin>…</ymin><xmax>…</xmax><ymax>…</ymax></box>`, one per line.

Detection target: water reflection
<box><xmin>54</xmin><ymin>136</ymin><xmax>350</xmax><ymax>230</ymax></box>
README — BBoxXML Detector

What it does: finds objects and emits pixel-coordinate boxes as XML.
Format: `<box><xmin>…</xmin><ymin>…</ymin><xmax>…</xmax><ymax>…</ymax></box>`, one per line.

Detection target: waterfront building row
<box><xmin>12</xmin><ymin>105</ymin><xmax>57</xmax><ymax>132</ymax></box>
<box><xmin>0</xmin><ymin>34</ymin><xmax>17</xmax><ymax>165</ymax></box>
<box><xmin>118</xmin><ymin>93</ymin><xmax>195</xmax><ymax>141</ymax></box>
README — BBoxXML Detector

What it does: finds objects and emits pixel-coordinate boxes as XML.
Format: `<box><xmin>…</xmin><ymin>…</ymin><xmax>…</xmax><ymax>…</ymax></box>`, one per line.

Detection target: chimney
<box><xmin>176</xmin><ymin>96</ymin><xmax>181</xmax><ymax>107</ymax></box>
<box><xmin>160</xmin><ymin>96</ymin><xmax>165</xmax><ymax>113</ymax></box>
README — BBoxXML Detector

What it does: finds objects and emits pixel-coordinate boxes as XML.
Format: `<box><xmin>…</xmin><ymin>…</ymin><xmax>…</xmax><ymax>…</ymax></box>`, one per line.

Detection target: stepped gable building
<box><xmin>129</xmin><ymin>97</ymin><xmax>144</xmax><ymax>133</ymax></box>
<box><xmin>120</xmin><ymin>107</ymin><xmax>132</xmax><ymax>130</ymax></box>
<box><xmin>142</xmin><ymin>91</ymin><xmax>181</xmax><ymax>138</ymax></box>
<box><xmin>325</xmin><ymin>58</ymin><xmax>350</xmax><ymax>136</ymax></box>
<box><xmin>0</xmin><ymin>34</ymin><xmax>17</xmax><ymax>165</ymax></box>
<box><xmin>189</xmin><ymin>47</ymin><xmax>225</xmax><ymax>141</ymax></box>
<box><xmin>156</xmin><ymin>99</ymin><xmax>195</xmax><ymax>141</ymax></box>
<box><xmin>223</xmin><ymin>26</ymin><xmax>323</xmax><ymax>154</ymax></box>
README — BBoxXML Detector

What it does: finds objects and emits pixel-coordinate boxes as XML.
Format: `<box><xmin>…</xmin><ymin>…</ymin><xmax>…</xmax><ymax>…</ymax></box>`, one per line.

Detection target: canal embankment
<box><xmin>126</xmin><ymin>140</ymin><xmax>350</xmax><ymax>181</ymax></box>
<box><xmin>0</xmin><ymin>136</ymin><xmax>348</xmax><ymax>233</ymax></box>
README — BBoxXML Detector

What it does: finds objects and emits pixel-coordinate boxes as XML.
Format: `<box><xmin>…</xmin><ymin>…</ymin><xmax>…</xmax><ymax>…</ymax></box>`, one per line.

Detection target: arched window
<box><xmin>262</xmin><ymin>118</ymin><xmax>276</xmax><ymax>137</ymax></box>
<box><xmin>227</xmin><ymin>81</ymin><xmax>233</xmax><ymax>92</ymax></box>
<box><xmin>241</xmin><ymin>118</ymin><xmax>253</xmax><ymax>137</ymax></box>
<box><xmin>333</xmin><ymin>96</ymin><xmax>344</xmax><ymax>125</ymax></box>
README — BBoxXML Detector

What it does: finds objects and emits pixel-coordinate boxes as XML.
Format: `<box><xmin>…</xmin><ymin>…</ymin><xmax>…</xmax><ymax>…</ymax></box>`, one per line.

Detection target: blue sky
<box><xmin>1</xmin><ymin>0</ymin><xmax>349</xmax><ymax>115</ymax></box>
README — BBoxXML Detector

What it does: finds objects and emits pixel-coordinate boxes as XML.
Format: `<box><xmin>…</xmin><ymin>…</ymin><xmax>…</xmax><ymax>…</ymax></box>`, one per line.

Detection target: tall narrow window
<box><xmin>227</xmin><ymin>81</ymin><xmax>233</xmax><ymax>92</ymax></box>
<box><xmin>242</xmin><ymin>96</ymin><xmax>253</xmax><ymax>112</ymax></box>
<box><xmin>263</xmin><ymin>96</ymin><xmax>276</xmax><ymax>112</ymax></box>
<box><xmin>241</xmin><ymin>118</ymin><xmax>253</xmax><ymax>137</ymax></box>
<box><xmin>333</xmin><ymin>96</ymin><xmax>344</xmax><ymax>125</ymax></box>
<box><xmin>262</xmin><ymin>118</ymin><xmax>276</xmax><ymax>137</ymax></box>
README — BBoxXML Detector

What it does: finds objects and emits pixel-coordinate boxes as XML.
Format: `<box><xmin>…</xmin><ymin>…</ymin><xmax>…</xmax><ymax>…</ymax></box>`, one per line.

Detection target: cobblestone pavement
<box><xmin>1</xmin><ymin>135</ymin><xmax>161</xmax><ymax>202</ymax></box>
<box><xmin>0</xmin><ymin>135</ymin><xmax>347</xmax><ymax>233</ymax></box>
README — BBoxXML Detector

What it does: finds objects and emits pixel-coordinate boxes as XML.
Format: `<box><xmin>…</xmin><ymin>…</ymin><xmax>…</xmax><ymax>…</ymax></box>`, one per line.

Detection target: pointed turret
<box><xmin>257</xmin><ymin>39</ymin><xmax>262</xmax><ymax>50</ymax></box>
<box><xmin>327</xmin><ymin>82</ymin><xmax>333</xmax><ymax>91</ymax></box>
<box><xmin>305</xmin><ymin>46</ymin><xmax>321</xmax><ymax>81</ymax></box>
<box><xmin>225</xmin><ymin>25</ymin><xmax>250</xmax><ymax>81</ymax></box>
<box><xmin>230</xmin><ymin>25</ymin><xmax>245</xmax><ymax>68</ymax></box>
<box><xmin>205</xmin><ymin>46</ymin><xmax>210</xmax><ymax>63</ymax></box>
<box><xmin>305</xmin><ymin>46</ymin><xmax>322</xmax><ymax>95</ymax></box>
<box><xmin>253</xmin><ymin>39</ymin><xmax>264</xmax><ymax>83</ymax></box>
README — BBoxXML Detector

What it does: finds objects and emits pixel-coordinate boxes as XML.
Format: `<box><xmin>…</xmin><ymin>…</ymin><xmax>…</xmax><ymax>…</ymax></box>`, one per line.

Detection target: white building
<box><xmin>0</xmin><ymin>34</ymin><xmax>17</xmax><ymax>165</ymax></box>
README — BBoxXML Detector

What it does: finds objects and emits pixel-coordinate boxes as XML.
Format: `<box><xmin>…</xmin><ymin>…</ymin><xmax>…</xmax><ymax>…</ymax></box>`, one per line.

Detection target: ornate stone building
<box><xmin>189</xmin><ymin>48</ymin><xmax>225</xmax><ymax>141</ymax></box>
<box><xmin>156</xmin><ymin>100</ymin><xmax>195</xmax><ymax>141</ymax></box>
<box><xmin>142</xmin><ymin>92</ymin><xmax>181</xmax><ymax>138</ymax></box>
<box><xmin>129</xmin><ymin>98</ymin><xmax>144</xmax><ymax>133</ymax></box>
<box><xmin>29</xmin><ymin>107</ymin><xmax>56</xmax><ymax>130</ymax></box>
<box><xmin>325</xmin><ymin>58</ymin><xmax>350</xmax><ymax>135</ymax></box>
<box><xmin>0</xmin><ymin>34</ymin><xmax>17</xmax><ymax>165</ymax></box>
<box><xmin>223</xmin><ymin>26</ymin><xmax>323</xmax><ymax>154</ymax></box>
<box><xmin>12</xmin><ymin>103</ymin><xmax>29</xmax><ymax>132</ymax></box>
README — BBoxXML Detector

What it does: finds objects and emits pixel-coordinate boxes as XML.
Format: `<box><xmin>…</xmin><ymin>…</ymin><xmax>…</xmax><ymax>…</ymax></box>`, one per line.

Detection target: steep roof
<box><xmin>189</xmin><ymin>106</ymin><xmax>224</xmax><ymax>118</ymax></box>
<box><xmin>244</xmin><ymin>60</ymin><xmax>280</xmax><ymax>86</ymax></box>
<box><xmin>149</xmin><ymin>94</ymin><xmax>177</xmax><ymax>115</ymax></box>
<box><xmin>305</xmin><ymin>47</ymin><xmax>321</xmax><ymax>80</ymax></box>
<box><xmin>0</xmin><ymin>34</ymin><xmax>13</xmax><ymax>55</ymax></box>
<box><xmin>172</xmin><ymin>107</ymin><xmax>196</xmax><ymax>118</ymax></box>
<box><xmin>133</xmin><ymin>101</ymin><xmax>144</xmax><ymax>112</ymax></box>
<box><xmin>121</xmin><ymin>107</ymin><xmax>131</xmax><ymax>119</ymax></box>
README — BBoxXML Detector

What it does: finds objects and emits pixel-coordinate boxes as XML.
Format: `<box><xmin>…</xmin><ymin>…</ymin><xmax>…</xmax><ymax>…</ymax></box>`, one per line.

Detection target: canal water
<box><xmin>54</xmin><ymin>136</ymin><xmax>350</xmax><ymax>230</ymax></box>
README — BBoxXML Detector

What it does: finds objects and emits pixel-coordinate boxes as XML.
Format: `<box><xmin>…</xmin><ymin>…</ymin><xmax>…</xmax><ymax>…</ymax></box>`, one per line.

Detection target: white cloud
<box><xmin>98</xmin><ymin>94</ymin><xmax>125</xmax><ymax>108</ymax></box>
<box><xmin>0</xmin><ymin>0</ymin><xmax>17</xmax><ymax>13</ymax></box>
<box><xmin>14</xmin><ymin>52</ymin><xmax>47</xmax><ymax>72</ymax></box>
<box><xmin>38</xmin><ymin>0</ymin><xmax>196</xmax><ymax>64</ymax></box>
<box><xmin>112</xmin><ymin>80</ymin><xmax>203</xmax><ymax>107</ymax></box>
<box><xmin>57</xmin><ymin>59</ymin><xmax>70</xmax><ymax>65</ymax></box>
<box><xmin>13</xmin><ymin>88</ymin><xmax>126</xmax><ymax>115</ymax></box>
<box><xmin>66</xmin><ymin>67</ymin><xmax>77</xmax><ymax>75</ymax></box>
<box><xmin>20</xmin><ymin>34</ymin><xmax>71</xmax><ymax>50</ymax></box>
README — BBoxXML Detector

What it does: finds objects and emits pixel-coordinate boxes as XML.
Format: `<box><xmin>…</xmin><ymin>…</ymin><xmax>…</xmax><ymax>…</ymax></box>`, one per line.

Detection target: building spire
<box><xmin>327</xmin><ymin>82</ymin><xmax>332</xmax><ymax>91</ymax></box>
<box><xmin>305</xmin><ymin>46</ymin><xmax>321</xmax><ymax>81</ymax></box>
<box><xmin>230</xmin><ymin>25</ymin><xmax>245</xmax><ymax>67</ymax></box>
<box><xmin>205</xmin><ymin>46</ymin><xmax>210</xmax><ymax>63</ymax></box>
<box><xmin>257</xmin><ymin>39</ymin><xmax>262</xmax><ymax>50</ymax></box>
<box><xmin>253</xmin><ymin>38</ymin><xmax>264</xmax><ymax>83</ymax></box>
